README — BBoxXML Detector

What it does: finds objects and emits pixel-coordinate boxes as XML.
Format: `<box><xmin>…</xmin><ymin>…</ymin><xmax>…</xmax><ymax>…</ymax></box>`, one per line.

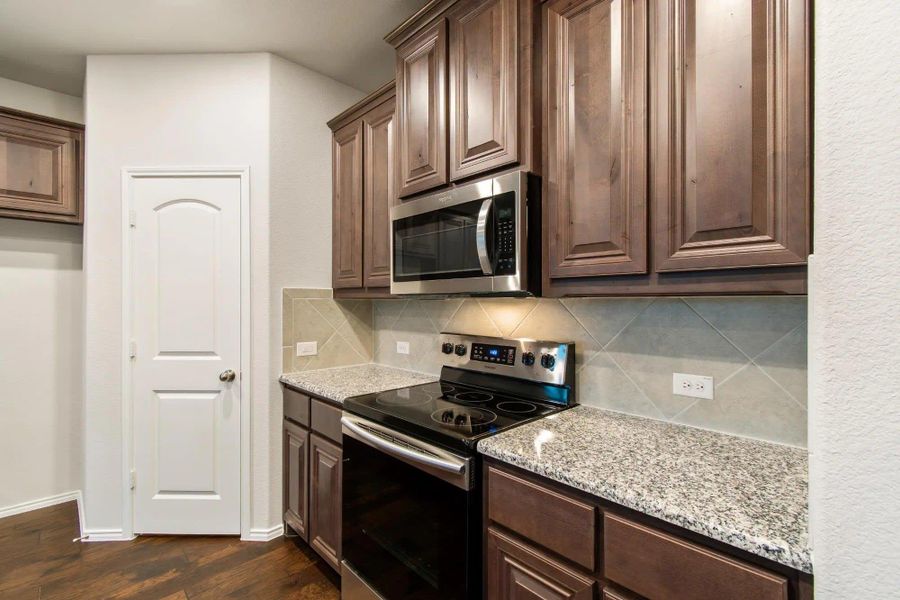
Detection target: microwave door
<box><xmin>475</xmin><ymin>198</ymin><xmax>494</xmax><ymax>275</ymax></box>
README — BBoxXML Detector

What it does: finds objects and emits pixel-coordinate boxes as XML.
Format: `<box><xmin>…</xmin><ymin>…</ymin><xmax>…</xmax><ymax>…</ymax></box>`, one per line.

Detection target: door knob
<box><xmin>219</xmin><ymin>369</ymin><xmax>236</xmax><ymax>382</ymax></box>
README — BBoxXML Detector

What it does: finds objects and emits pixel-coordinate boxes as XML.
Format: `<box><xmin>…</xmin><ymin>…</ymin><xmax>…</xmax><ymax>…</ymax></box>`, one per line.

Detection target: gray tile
<box><xmin>443</xmin><ymin>299</ymin><xmax>502</xmax><ymax>337</ymax></box>
<box><xmin>606</xmin><ymin>299</ymin><xmax>748</xmax><ymax>418</ymax></box>
<box><xmin>674</xmin><ymin>364</ymin><xmax>808</xmax><ymax>447</ymax></box>
<box><xmin>561</xmin><ymin>298</ymin><xmax>653</xmax><ymax>347</ymax></box>
<box><xmin>755</xmin><ymin>323</ymin><xmax>807</xmax><ymax>407</ymax></box>
<box><xmin>685</xmin><ymin>297</ymin><xmax>807</xmax><ymax>358</ymax></box>
<box><xmin>479</xmin><ymin>298</ymin><xmax>539</xmax><ymax>336</ymax></box>
<box><xmin>578</xmin><ymin>351</ymin><xmax>665</xmax><ymax>419</ymax></box>
<box><xmin>510</xmin><ymin>299</ymin><xmax>600</xmax><ymax>367</ymax></box>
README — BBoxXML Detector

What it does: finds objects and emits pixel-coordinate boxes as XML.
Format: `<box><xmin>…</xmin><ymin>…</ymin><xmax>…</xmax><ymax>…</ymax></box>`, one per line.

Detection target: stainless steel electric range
<box><xmin>340</xmin><ymin>333</ymin><xmax>576</xmax><ymax>600</ymax></box>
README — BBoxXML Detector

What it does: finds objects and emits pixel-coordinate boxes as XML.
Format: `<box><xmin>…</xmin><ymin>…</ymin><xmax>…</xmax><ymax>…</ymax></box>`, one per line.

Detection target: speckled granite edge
<box><xmin>279</xmin><ymin>363</ymin><xmax>437</xmax><ymax>403</ymax></box>
<box><xmin>478</xmin><ymin>407</ymin><xmax>812</xmax><ymax>573</ymax></box>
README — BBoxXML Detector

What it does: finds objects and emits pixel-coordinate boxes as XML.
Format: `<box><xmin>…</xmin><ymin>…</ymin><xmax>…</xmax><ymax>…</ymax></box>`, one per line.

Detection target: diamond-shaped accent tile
<box><xmin>577</xmin><ymin>351</ymin><xmax>665</xmax><ymax>419</ymax></box>
<box><xmin>511</xmin><ymin>299</ymin><xmax>599</xmax><ymax>367</ymax></box>
<box><xmin>443</xmin><ymin>299</ymin><xmax>502</xmax><ymax>337</ymax></box>
<box><xmin>755</xmin><ymin>323</ymin><xmax>807</xmax><ymax>407</ymax></box>
<box><xmin>479</xmin><ymin>298</ymin><xmax>539</xmax><ymax>336</ymax></box>
<box><xmin>562</xmin><ymin>298</ymin><xmax>653</xmax><ymax>347</ymax></box>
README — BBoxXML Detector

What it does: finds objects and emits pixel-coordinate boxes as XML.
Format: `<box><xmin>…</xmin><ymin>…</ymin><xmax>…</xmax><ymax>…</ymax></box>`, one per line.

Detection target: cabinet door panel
<box><xmin>282</xmin><ymin>421</ymin><xmax>308</xmax><ymax>541</ymax></box>
<box><xmin>396</xmin><ymin>19</ymin><xmax>448</xmax><ymax>198</ymax></box>
<box><xmin>545</xmin><ymin>0</ymin><xmax>648</xmax><ymax>278</ymax></box>
<box><xmin>487</xmin><ymin>527</ymin><xmax>596</xmax><ymax>600</ymax></box>
<box><xmin>309</xmin><ymin>433</ymin><xmax>342</xmax><ymax>572</ymax></box>
<box><xmin>449</xmin><ymin>0</ymin><xmax>518</xmax><ymax>180</ymax></box>
<box><xmin>363</xmin><ymin>96</ymin><xmax>396</xmax><ymax>288</ymax></box>
<box><xmin>652</xmin><ymin>0</ymin><xmax>810</xmax><ymax>271</ymax></box>
<box><xmin>332</xmin><ymin>120</ymin><xmax>364</xmax><ymax>288</ymax></box>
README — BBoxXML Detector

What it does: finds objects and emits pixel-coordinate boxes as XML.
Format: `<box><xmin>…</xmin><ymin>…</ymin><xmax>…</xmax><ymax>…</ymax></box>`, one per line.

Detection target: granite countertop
<box><xmin>478</xmin><ymin>405</ymin><xmax>811</xmax><ymax>573</ymax></box>
<box><xmin>279</xmin><ymin>364</ymin><xmax>437</xmax><ymax>403</ymax></box>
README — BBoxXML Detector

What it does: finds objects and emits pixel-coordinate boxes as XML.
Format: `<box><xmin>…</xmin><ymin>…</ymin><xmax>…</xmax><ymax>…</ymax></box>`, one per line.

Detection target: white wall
<box><xmin>0</xmin><ymin>78</ymin><xmax>84</xmax><ymax>515</ymax></box>
<box><xmin>0</xmin><ymin>76</ymin><xmax>83</xmax><ymax>123</ymax></box>
<box><xmin>810</xmin><ymin>1</ymin><xmax>900</xmax><ymax>595</ymax></box>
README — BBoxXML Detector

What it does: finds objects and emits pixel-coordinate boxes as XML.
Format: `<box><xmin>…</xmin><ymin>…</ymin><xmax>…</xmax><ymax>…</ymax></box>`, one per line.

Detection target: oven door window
<box><xmin>342</xmin><ymin>436</ymin><xmax>478</xmax><ymax>600</ymax></box>
<box><xmin>393</xmin><ymin>199</ymin><xmax>489</xmax><ymax>281</ymax></box>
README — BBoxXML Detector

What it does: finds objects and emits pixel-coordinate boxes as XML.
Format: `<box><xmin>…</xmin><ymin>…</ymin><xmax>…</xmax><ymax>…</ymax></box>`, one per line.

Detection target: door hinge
<box><xmin>129</xmin><ymin>340</ymin><xmax>137</xmax><ymax>359</ymax></box>
<box><xmin>129</xmin><ymin>469</ymin><xmax>136</xmax><ymax>490</ymax></box>
<box><xmin>129</xmin><ymin>209</ymin><xmax>136</xmax><ymax>228</ymax></box>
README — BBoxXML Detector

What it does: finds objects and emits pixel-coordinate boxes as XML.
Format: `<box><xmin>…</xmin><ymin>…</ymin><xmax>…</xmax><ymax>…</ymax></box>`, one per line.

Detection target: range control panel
<box><xmin>471</xmin><ymin>343</ymin><xmax>516</xmax><ymax>365</ymax></box>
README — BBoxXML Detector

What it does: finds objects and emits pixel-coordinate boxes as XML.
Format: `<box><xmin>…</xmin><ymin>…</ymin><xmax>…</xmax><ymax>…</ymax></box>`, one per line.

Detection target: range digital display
<box><xmin>471</xmin><ymin>343</ymin><xmax>516</xmax><ymax>365</ymax></box>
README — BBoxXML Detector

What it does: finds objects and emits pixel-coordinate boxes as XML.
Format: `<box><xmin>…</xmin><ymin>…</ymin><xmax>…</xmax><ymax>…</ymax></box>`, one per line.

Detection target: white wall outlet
<box><xmin>296</xmin><ymin>341</ymin><xmax>317</xmax><ymax>357</ymax></box>
<box><xmin>396</xmin><ymin>341</ymin><xmax>410</xmax><ymax>355</ymax></box>
<box><xmin>673</xmin><ymin>372</ymin><xmax>714</xmax><ymax>400</ymax></box>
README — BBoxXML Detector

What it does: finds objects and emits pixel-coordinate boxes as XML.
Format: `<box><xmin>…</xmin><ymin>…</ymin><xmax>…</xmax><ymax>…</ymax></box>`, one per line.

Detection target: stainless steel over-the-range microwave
<box><xmin>390</xmin><ymin>170</ymin><xmax>540</xmax><ymax>296</ymax></box>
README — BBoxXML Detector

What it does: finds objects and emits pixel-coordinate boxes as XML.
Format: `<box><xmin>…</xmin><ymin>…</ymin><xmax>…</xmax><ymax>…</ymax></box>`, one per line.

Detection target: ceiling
<box><xmin>0</xmin><ymin>0</ymin><xmax>426</xmax><ymax>97</ymax></box>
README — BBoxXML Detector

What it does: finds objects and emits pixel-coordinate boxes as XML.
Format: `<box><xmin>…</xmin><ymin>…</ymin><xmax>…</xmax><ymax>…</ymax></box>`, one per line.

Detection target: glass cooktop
<box><xmin>344</xmin><ymin>381</ymin><xmax>563</xmax><ymax>454</ymax></box>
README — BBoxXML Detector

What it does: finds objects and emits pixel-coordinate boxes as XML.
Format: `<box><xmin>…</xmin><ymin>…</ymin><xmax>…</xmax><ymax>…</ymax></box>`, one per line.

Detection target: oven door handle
<box><xmin>341</xmin><ymin>416</ymin><xmax>467</xmax><ymax>474</ymax></box>
<box><xmin>475</xmin><ymin>197</ymin><xmax>494</xmax><ymax>275</ymax></box>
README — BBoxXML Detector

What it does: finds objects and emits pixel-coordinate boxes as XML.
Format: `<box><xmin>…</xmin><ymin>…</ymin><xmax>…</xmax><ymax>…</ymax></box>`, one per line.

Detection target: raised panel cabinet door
<box><xmin>363</xmin><ymin>95</ymin><xmax>396</xmax><ymax>288</ymax></box>
<box><xmin>651</xmin><ymin>0</ymin><xmax>810</xmax><ymax>271</ymax></box>
<box><xmin>0</xmin><ymin>113</ymin><xmax>83</xmax><ymax>223</ymax></box>
<box><xmin>309</xmin><ymin>433</ymin><xmax>342</xmax><ymax>572</ymax></box>
<box><xmin>332</xmin><ymin>120</ymin><xmax>364</xmax><ymax>288</ymax></box>
<box><xmin>395</xmin><ymin>18</ymin><xmax>448</xmax><ymax>198</ymax></box>
<box><xmin>487</xmin><ymin>527</ymin><xmax>596</xmax><ymax>600</ymax></box>
<box><xmin>282</xmin><ymin>420</ymin><xmax>309</xmax><ymax>541</ymax></box>
<box><xmin>448</xmin><ymin>0</ymin><xmax>518</xmax><ymax>180</ymax></box>
<box><xmin>545</xmin><ymin>0</ymin><xmax>648</xmax><ymax>278</ymax></box>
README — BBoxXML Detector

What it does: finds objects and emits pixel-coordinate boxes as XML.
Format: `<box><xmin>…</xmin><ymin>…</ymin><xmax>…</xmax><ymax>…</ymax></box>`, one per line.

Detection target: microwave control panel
<box><xmin>493</xmin><ymin>192</ymin><xmax>517</xmax><ymax>275</ymax></box>
<box><xmin>471</xmin><ymin>342</ymin><xmax>516</xmax><ymax>365</ymax></box>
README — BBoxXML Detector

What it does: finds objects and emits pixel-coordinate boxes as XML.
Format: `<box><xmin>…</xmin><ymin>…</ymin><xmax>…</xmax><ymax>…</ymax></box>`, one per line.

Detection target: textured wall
<box><xmin>373</xmin><ymin>297</ymin><xmax>808</xmax><ymax>447</ymax></box>
<box><xmin>810</xmin><ymin>0</ymin><xmax>900</xmax><ymax>594</ymax></box>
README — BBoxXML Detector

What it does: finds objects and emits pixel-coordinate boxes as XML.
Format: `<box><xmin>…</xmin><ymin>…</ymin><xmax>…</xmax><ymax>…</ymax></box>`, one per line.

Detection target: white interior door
<box><xmin>130</xmin><ymin>172</ymin><xmax>242</xmax><ymax>534</ymax></box>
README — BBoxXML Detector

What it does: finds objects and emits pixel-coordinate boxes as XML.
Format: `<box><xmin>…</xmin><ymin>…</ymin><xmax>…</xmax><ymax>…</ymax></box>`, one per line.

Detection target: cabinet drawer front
<box><xmin>283</xmin><ymin>387</ymin><xmax>310</xmax><ymax>427</ymax></box>
<box><xmin>488</xmin><ymin>466</ymin><xmax>596</xmax><ymax>570</ymax></box>
<box><xmin>603</xmin><ymin>513</ymin><xmax>788</xmax><ymax>600</ymax></box>
<box><xmin>311</xmin><ymin>398</ymin><xmax>342</xmax><ymax>444</ymax></box>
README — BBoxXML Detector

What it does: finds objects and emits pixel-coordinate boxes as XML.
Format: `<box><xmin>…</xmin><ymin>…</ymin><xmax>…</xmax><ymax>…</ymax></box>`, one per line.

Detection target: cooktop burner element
<box><xmin>453</xmin><ymin>391</ymin><xmax>493</xmax><ymax>403</ymax></box>
<box><xmin>496</xmin><ymin>400</ymin><xmax>538</xmax><ymax>414</ymax></box>
<box><xmin>375</xmin><ymin>389</ymin><xmax>432</xmax><ymax>407</ymax></box>
<box><xmin>431</xmin><ymin>407</ymin><xmax>497</xmax><ymax>430</ymax></box>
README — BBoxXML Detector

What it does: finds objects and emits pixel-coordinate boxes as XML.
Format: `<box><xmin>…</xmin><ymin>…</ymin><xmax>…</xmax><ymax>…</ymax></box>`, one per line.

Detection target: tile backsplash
<box><xmin>283</xmin><ymin>290</ymin><xmax>807</xmax><ymax>447</ymax></box>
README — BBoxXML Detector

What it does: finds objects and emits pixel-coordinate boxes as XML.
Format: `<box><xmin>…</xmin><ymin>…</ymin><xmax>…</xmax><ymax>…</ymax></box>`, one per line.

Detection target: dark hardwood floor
<box><xmin>0</xmin><ymin>501</ymin><xmax>340</xmax><ymax>599</ymax></box>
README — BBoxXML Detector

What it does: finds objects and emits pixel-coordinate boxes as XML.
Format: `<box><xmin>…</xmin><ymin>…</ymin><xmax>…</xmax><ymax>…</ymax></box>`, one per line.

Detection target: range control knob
<box><xmin>521</xmin><ymin>351</ymin><xmax>535</xmax><ymax>366</ymax></box>
<box><xmin>441</xmin><ymin>342</ymin><xmax>454</xmax><ymax>354</ymax></box>
<box><xmin>454</xmin><ymin>344</ymin><xmax>468</xmax><ymax>357</ymax></box>
<box><xmin>540</xmin><ymin>353</ymin><xmax>556</xmax><ymax>370</ymax></box>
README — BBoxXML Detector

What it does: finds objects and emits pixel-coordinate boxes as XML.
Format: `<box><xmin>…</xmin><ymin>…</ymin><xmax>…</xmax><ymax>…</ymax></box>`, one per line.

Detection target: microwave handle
<box><xmin>475</xmin><ymin>197</ymin><xmax>494</xmax><ymax>275</ymax></box>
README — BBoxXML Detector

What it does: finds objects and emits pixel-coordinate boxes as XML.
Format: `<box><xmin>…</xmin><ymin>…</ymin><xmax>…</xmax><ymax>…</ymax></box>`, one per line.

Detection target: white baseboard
<box><xmin>81</xmin><ymin>529</ymin><xmax>136</xmax><ymax>542</ymax></box>
<box><xmin>242</xmin><ymin>523</ymin><xmax>284</xmax><ymax>542</ymax></box>
<box><xmin>0</xmin><ymin>490</ymin><xmax>83</xmax><ymax>523</ymax></box>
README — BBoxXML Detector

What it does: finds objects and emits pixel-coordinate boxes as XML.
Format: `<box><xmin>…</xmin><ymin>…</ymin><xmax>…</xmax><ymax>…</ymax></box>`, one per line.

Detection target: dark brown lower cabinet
<box><xmin>309</xmin><ymin>432</ymin><xmax>343</xmax><ymax>572</ymax></box>
<box><xmin>282</xmin><ymin>420</ymin><xmax>309</xmax><ymax>541</ymax></box>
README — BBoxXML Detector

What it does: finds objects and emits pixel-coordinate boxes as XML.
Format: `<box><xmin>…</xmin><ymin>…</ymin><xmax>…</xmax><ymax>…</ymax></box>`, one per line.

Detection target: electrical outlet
<box><xmin>296</xmin><ymin>341</ymin><xmax>317</xmax><ymax>357</ymax></box>
<box><xmin>672</xmin><ymin>373</ymin><xmax>714</xmax><ymax>400</ymax></box>
<box><xmin>396</xmin><ymin>341</ymin><xmax>410</xmax><ymax>355</ymax></box>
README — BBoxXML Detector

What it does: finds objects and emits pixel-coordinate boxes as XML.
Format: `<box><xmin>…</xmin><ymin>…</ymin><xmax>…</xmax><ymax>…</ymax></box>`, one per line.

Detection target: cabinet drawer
<box><xmin>603</xmin><ymin>513</ymin><xmax>788</xmax><ymax>600</ymax></box>
<box><xmin>283</xmin><ymin>387</ymin><xmax>310</xmax><ymax>426</ymax></box>
<box><xmin>488</xmin><ymin>466</ymin><xmax>596</xmax><ymax>571</ymax></box>
<box><xmin>311</xmin><ymin>398</ymin><xmax>343</xmax><ymax>444</ymax></box>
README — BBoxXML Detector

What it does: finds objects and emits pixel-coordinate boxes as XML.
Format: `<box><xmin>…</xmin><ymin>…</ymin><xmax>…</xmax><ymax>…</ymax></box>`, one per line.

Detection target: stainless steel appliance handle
<box><xmin>341</xmin><ymin>416</ymin><xmax>466</xmax><ymax>474</ymax></box>
<box><xmin>475</xmin><ymin>197</ymin><xmax>493</xmax><ymax>275</ymax></box>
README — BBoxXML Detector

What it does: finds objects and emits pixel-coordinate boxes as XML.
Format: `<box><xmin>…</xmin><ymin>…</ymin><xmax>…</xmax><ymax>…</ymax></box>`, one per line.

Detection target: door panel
<box><xmin>333</xmin><ymin>120</ymin><xmax>364</xmax><ymax>288</ymax></box>
<box><xmin>132</xmin><ymin>173</ymin><xmax>242</xmax><ymax>534</ymax></box>
<box><xmin>652</xmin><ymin>0</ymin><xmax>810</xmax><ymax>271</ymax></box>
<box><xmin>283</xmin><ymin>420</ymin><xmax>309</xmax><ymax>540</ymax></box>
<box><xmin>363</xmin><ymin>96</ymin><xmax>396</xmax><ymax>288</ymax></box>
<box><xmin>396</xmin><ymin>19</ymin><xmax>448</xmax><ymax>198</ymax></box>
<box><xmin>310</xmin><ymin>433</ymin><xmax>342</xmax><ymax>572</ymax></box>
<box><xmin>545</xmin><ymin>0</ymin><xmax>648</xmax><ymax>278</ymax></box>
<box><xmin>449</xmin><ymin>0</ymin><xmax>518</xmax><ymax>180</ymax></box>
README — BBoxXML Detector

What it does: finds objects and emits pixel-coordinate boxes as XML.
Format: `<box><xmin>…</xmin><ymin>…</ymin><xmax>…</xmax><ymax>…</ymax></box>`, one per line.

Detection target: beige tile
<box><xmin>577</xmin><ymin>351</ymin><xmax>665</xmax><ymax>419</ymax></box>
<box><xmin>304</xmin><ymin>333</ymin><xmax>368</xmax><ymax>370</ymax></box>
<box><xmin>374</xmin><ymin>299</ymin><xmax>408</xmax><ymax>330</ymax></box>
<box><xmin>292</xmin><ymin>354</ymin><xmax>311</xmax><ymax>372</ymax></box>
<box><xmin>479</xmin><ymin>298</ymin><xmax>539</xmax><ymax>336</ymax></box>
<box><xmin>605</xmin><ymin>299</ymin><xmax>748</xmax><ymax>418</ymax></box>
<box><xmin>684</xmin><ymin>297</ymin><xmax>807</xmax><ymax>359</ymax></box>
<box><xmin>282</xmin><ymin>290</ymin><xmax>293</xmax><ymax>347</ymax></box>
<box><xmin>282</xmin><ymin>346</ymin><xmax>293</xmax><ymax>373</ymax></box>
<box><xmin>283</xmin><ymin>287</ymin><xmax>332</xmax><ymax>299</ymax></box>
<box><xmin>374</xmin><ymin>331</ymin><xmax>413</xmax><ymax>370</ymax></box>
<box><xmin>308</xmin><ymin>298</ymin><xmax>349</xmax><ymax>328</ymax></box>
<box><xmin>444</xmin><ymin>299</ymin><xmax>502</xmax><ymax>337</ymax></box>
<box><xmin>510</xmin><ymin>299</ymin><xmax>599</xmax><ymax>367</ymax></box>
<box><xmin>561</xmin><ymin>298</ymin><xmax>653</xmax><ymax>347</ymax></box>
<box><xmin>292</xmin><ymin>299</ymin><xmax>336</xmax><ymax>350</ymax></box>
<box><xmin>418</xmin><ymin>299</ymin><xmax>465</xmax><ymax>333</ymax></box>
<box><xmin>674</xmin><ymin>364</ymin><xmax>808</xmax><ymax>447</ymax></box>
<box><xmin>755</xmin><ymin>323</ymin><xmax>807</xmax><ymax>407</ymax></box>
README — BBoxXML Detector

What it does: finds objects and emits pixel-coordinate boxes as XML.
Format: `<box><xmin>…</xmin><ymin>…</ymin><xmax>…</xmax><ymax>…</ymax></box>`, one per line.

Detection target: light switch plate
<box><xmin>296</xmin><ymin>341</ymin><xmax>317</xmax><ymax>357</ymax></box>
<box><xmin>673</xmin><ymin>372</ymin><xmax>714</xmax><ymax>400</ymax></box>
<box><xmin>396</xmin><ymin>341</ymin><xmax>410</xmax><ymax>355</ymax></box>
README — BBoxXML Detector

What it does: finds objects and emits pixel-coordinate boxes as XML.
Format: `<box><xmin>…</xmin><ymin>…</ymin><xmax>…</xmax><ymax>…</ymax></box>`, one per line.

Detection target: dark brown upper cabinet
<box><xmin>448</xmin><ymin>0</ymin><xmax>519</xmax><ymax>181</ymax></box>
<box><xmin>544</xmin><ymin>0</ymin><xmax>648</xmax><ymax>279</ymax></box>
<box><xmin>651</xmin><ymin>0</ymin><xmax>810</xmax><ymax>272</ymax></box>
<box><xmin>328</xmin><ymin>83</ymin><xmax>396</xmax><ymax>297</ymax></box>
<box><xmin>395</xmin><ymin>19</ymin><xmax>449</xmax><ymax>198</ymax></box>
<box><xmin>0</xmin><ymin>108</ymin><xmax>84</xmax><ymax>224</ymax></box>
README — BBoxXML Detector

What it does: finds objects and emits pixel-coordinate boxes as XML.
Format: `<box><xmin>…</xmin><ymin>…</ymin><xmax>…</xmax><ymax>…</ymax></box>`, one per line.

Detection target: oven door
<box><xmin>341</xmin><ymin>415</ymin><xmax>480</xmax><ymax>600</ymax></box>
